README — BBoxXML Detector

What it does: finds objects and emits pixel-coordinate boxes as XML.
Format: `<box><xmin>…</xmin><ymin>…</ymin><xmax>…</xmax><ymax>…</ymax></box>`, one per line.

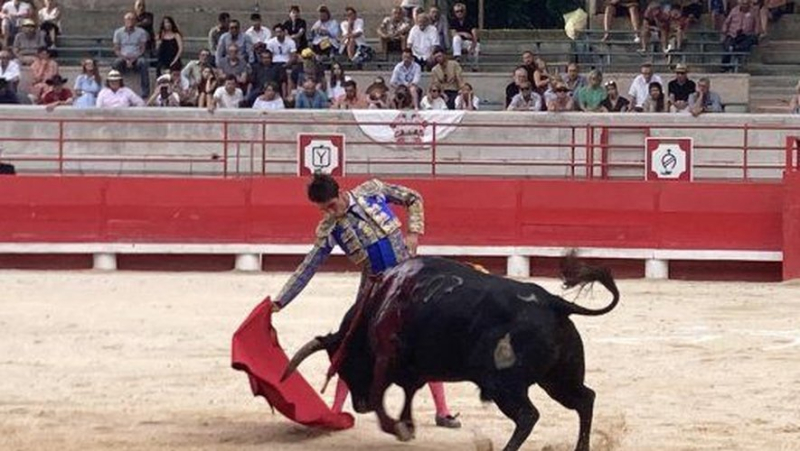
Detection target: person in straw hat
<box><xmin>668</xmin><ymin>63</ymin><xmax>695</xmax><ymax>113</ymax></box>
<box><xmin>96</xmin><ymin>69</ymin><xmax>144</xmax><ymax>108</ymax></box>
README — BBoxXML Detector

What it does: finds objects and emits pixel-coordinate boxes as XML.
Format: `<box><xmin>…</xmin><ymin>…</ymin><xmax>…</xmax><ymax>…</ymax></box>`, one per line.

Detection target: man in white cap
<box><xmin>147</xmin><ymin>74</ymin><xmax>180</xmax><ymax>107</ymax></box>
<box><xmin>12</xmin><ymin>18</ymin><xmax>45</xmax><ymax>64</ymax></box>
<box><xmin>96</xmin><ymin>69</ymin><xmax>145</xmax><ymax>108</ymax></box>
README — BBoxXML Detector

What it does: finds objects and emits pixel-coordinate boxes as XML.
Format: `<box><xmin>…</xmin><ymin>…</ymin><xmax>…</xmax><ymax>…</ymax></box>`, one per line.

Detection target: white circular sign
<box><xmin>303</xmin><ymin>140</ymin><xmax>340</xmax><ymax>174</ymax></box>
<box><xmin>651</xmin><ymin>144</ymin><xmax>687</xmax><ymax>179</ymax></box>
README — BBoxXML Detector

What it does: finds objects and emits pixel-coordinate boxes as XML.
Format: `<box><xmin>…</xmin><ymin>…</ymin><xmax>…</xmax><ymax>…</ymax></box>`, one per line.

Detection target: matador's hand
<box><xmin>405</xmin><ymin>233</ymin><xmax>419</xmax><ymax>256</ymax></box>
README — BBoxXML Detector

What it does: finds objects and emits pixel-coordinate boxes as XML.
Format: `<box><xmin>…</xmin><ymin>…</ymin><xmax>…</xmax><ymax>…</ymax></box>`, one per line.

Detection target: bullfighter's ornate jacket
<box><xmin>274</xmin><ymin>179</ymin><xmax>424</xmax><ymax>308</ymax></box>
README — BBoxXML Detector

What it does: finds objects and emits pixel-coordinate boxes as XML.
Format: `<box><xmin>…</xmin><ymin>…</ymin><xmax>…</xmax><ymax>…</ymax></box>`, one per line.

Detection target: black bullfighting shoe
<box><xmin>435</xmin><ymin>413</ymin><xmax>462</xmax><ymax>429</ymax></box>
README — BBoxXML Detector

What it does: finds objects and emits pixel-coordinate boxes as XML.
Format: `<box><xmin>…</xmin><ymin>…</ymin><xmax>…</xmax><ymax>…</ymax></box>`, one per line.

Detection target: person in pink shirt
<box><xmin>96</xmin><ymin>69</ymin><xmax>145</xmax><ymax>108</ymax></box>
<box><xmin>330</xmin><ymin>79</ymin><xmax>367</xmax><ymax>109</ymax></box>
<box><xmin>721</xmin><ymin>0</ymin><xmax>761</xmax><ymax>70</ymax></box>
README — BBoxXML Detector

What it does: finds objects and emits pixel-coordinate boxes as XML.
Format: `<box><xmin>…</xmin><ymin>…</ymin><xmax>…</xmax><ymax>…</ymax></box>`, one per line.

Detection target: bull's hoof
<box><xmin>402</xmin><ymin>420</ymin><xmax>416</xmax><ymax>439</ymax></box>
<box><xmin>394</xmin><ymin>422</ymin><xmax>414</xmax><ymax>442</ymax></box>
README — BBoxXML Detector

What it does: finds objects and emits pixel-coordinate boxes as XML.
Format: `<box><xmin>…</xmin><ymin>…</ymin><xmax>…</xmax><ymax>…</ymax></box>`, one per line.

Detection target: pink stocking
<box><xmin>331</xmin><ymin>377</ymin><xmax>350</xmax><ymax>413</ymax></box>
<box><xmin>428</xmin><ymin>382</ymin><xmax>451</xmax><ymax>417</ymax></box>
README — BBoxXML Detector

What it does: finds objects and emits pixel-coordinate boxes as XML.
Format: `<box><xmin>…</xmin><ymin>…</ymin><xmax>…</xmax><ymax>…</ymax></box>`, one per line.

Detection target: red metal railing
<box><xmin>1</xmin><ymin>115</ymin><xmax>798</xmax><ymax>180</ymax></box>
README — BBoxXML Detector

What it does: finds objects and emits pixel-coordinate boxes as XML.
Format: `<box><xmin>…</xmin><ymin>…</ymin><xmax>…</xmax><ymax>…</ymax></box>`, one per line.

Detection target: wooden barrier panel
<box><xmin>783</xmin><ymin>171</ymin><xmax>800</xmax><ymax>280</ymax></box>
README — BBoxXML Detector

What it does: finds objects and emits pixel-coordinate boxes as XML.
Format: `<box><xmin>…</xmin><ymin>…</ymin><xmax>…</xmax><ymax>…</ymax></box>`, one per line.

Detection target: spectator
<box><xmin>391</xmin><ymin>84</ymin><xmax>414</xmax><ymax>109</ymax></box>
<box><xmin>547</xmin><ymin>82</ymin><xmax>575</xmax><ymax>112</ymax></box>
<box><xmin>310</xmin><ymin>5</ymin><xmax>340</xmax><ymax>57</ymax></box>
<box><xmin>247</xmin><ymin>49</ymin><xmax>287</xmax><ymax>106</ymax></box>
<box><xmin>521</xmin><ymin>50</ymin><xmax>536</xmax><ymax>81</ymax></box>
<box><xmin>681</xmin><ymin>0</ymin><xmax>704</xmax><ymax>23</ymax></box>
<box><xmin>216</xmin><ymin>19</ymin><xmax>253</xmax><ymax>64</ymax></box>
<box><xmin>668</xmin><ymin>63</ymin><xmax>696</xmax><ymax>112</ymax></box>
<box><xmin>167</xmin><ymin>64</ymin><xmax>190</xmax><ymax>105</ymax></box>
<box><xmin>246</xmin><ymin>13</ymin><xmax>271</xmax><ymax>45</ymax></box>
<box><xmin>284</xmin><ymin>5</ymin><xmax>308</xmax><ymax>51</ymax></box>
<box><xmin>366</xmin><ymin>76</ymin><xmax>389</xmax><ymax>109</ymax></box>
<box><xmin>401</xmin><ymin>0</ymin><xmax>422</xmax><ymax>19</ymax></box>
<box><xmin>252</xmin><ymin>82</ymin><xmax>285</xmax><ymax>111</ymax></box>
<box><xmin>507</xmin><ymin>81</ymin><xmax>541</xmax><ymax>111</ymax></box>
<box><xmin>710</xmin><ymin>0</ymin><xmax>728</xmax><ymax>31</ymax></box>
<box><xmin>181</xmin><ymin>48</ymin><xmax>211</xmax><ymax>95</ymax></box>
<box><xmin>217</xmin><ymin>44</ymin><xmax>250</xmax><ymax>88</ymax></box>
<box><xmin>431</xmin><ymin>46</ymin><xmax>464</xmax><ymax>109</ymax></box>
<box><xmin>790</xmin><ymin>79</ymin><xmax>800</xmax><ymax>114</ymax></box>
<box><xmin>0</xmin><ymin>144</ymin><xmax>17</xmax><ymax>175</ymax></box>
<box><xmin>575</xmin><ymin>69</ymin><xmax>606</xmax><ymax>112</ymax></box>
<box><xmin>454</xmin><ymin>82</ymin><xmax>479</xmax><ymax>110</ymax></box>
<box><xmin>208</xmin><ymin>12</ymin><xmax>230</xmax><ymax>57</ymax></box>
<box><xmin>0</xmin><ymin>49</ymin><xmax>20</xmax><ymax>90</ymax></box>
<box><xmin>532</xmin><ymin>56</ymin><xmax>550</xmax><ymax>95</ymax></box>
<box><xmin>340</xmin><ymin>6</ymin><xmax>366</xmax><ymax>61</ymax></box>
<box><xmin>628</xmin><ymin>63</ymin><xmax>663</xmax><ymax>111</ymax></box>
<box><xmin>0</xmin><ymin>78</ymin><xmax>18</xmax><ymax>104</ymax></box>
<box><xmin>73</xmin><ymin>58</ymin><xmax>101</xmax><ymax>108</ymax></box>
<box><xmin>428</xmin><ymin>5</ymin><xmax>448</xmax><ymax>53</ymax></box>
<box><xmin>420</xmin><ymin>83</ymin><xmax>448</xmax><ymax>110</ymax></box>
<box><xmin>640</xmin><ymin>2</ymin><xmax>676</xmax><ymax>53</ymax></box>
<box><xmin>505</xmin><ymin>66</ymin><xmax>529</xmax><ymax>108</ymax></box>
<box><xmin>290</xmin><ymin>48</ymin><xmax>325</xmax><ymax>93</ymax></box>
<box><xmin>147</xmin><ymin>74</ymin><xmax>180</xmax><ymax>107</ymax></box>
<box><xmin>40</xmin><ymin>74</ymin><xmax>72</xmax><ymax>110</ymax></box>
<box><xmin>29</xmin><ymin>47</ymin><xmax>58</xmax><ymax>102</ymax></box>
<box><xmin>602</xmin><ymin>0</ymin><xmax>641</xmax><ymax>42</ymax></box>
<box><xmin>209</xmin><ymin>74</ymin><xmax>243</xmax><ymax>111</ymax></box>
<box><xmin>390</xmin><ymin>48</ymin><xmax>422</xmax><ymax>105</ymax></box>
<box><xmin>759</xmin><ymin>0</ymin><xmax>794</xmax><ymax>38</ymax></box>
<box><xmin>156</xmin><ymin>16</ymin><xmax>183</xmax><ymax>76</ymax></box>
<box><xmin>541</xmin><ymin>74</ymin><xmax>564</xmax><ymax>108</ymax></box>
<box><xmin>38</xmin><ymin>0</ymin><xmax>61</xmax><ymax>48</ymax></box>
<box><xmin>96</xmin><ymin>70</ymin><xmax>145</xmax><ymax>108</ymax></box>
<box><xmin>112</xmin><ymin>12</ymin><xmax>150</xmax><ymax>97</ymax></box>
<box><xmin>134</xmin><ymin>0</ymin><xmax>154</xmax><ymax>57</ymax></box>
<box><xmin>295</xmin><ymin>78</ymin><xmax>328</xmax><ymax>109</ymax></box>
<box><xmin>600</xmin><ymin>80</ymin><xmax>631</xmax><ymax>112</ymax></box>
<box><xmin>450</xmin><ymin>2</ymin><xmax>479</xmax><ymax>63</ymax></box>
<box><xmin>196</xmin><ymin>66</ymin><xmax>218</xmax><ymax>108</ymax></box>
<box><xmin>641</xmin><ymin>82</ymin><xmax>667</xmax><ymax>112</ymax></box>
<box><xmin>377</xmin><ymin>6</ymin><xmax>410</xmax><ymax>59</ymax></box>
<box><xmin>722</xmin><ymin>0</ymin><xmax>761</xmax><ymax>70</ymax></box>
<box><xmin>331</xmin><ymin>79</ymin><xmax>367</xmax><ymax>109</ymax></box>
<box><xmin>407</xmin><ymin>13</ymin><xmax>438</xmax><ymax>68</ymax></box>
<box><xmin>326</xmin><ymin>61</ymin><xmax>347</xmax><ymax>100</ymax></box>
<box><xmin>688</xmin><ymin>77</ymin><xmax>724</xmax><ymax>116</ymax></box>
<box><xmin>562</xmin><ymin>63</ymin><xmax>587</xmax><ymax>94</ymax></box>
<box><xmin>267</xmin><ymin>24</ymin><xmax>296</xmax><ymax>65</ymax></box>
<box><xmin>1</xmin><ymin>0</ymin><xmax>32</xmax><ymax>47</ymax></box>
<box><xmin>13</xmin><ymin>18</ymin><xmax>45</xmax><ymax>64</ymax></box>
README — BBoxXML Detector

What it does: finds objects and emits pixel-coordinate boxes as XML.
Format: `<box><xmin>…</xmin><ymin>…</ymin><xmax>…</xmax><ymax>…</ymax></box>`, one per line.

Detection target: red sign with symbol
<box><xmin>297</xmin><ymin>133</ymin><xmax>346</xmax><ymax>176</ymax></box>
<box><xmin>645</xmin><ymin>137</ymin><xmax>693</xmax><ymax>181</ymax></box>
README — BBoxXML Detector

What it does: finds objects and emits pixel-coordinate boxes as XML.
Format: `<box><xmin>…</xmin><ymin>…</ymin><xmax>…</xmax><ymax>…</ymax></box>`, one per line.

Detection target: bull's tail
<box><xmin>554</xmin><ymin>250</ymin><xmax>620</xmax><ymax>316</ymax></box>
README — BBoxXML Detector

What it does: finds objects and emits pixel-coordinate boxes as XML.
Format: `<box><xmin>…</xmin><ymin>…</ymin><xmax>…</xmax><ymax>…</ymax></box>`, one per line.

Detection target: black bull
<box><xmin>283</xmin><ymin>255</ymin><xmax>620</xmax><ymax>451</ymax></box>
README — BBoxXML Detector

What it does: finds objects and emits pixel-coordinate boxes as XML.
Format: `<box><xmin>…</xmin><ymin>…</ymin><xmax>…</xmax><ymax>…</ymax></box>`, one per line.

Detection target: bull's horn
<box><xmin>280</xmin><ymin>338</ymin><xmax>325</xmax><ymax>382</ymax></box>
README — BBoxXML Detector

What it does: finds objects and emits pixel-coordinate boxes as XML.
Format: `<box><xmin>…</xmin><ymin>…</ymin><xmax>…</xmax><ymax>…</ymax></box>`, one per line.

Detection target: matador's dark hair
<box><xmin>307</xmin><ymin>173</ymin><xmax>339</xmax><ymax>203</ymax></box>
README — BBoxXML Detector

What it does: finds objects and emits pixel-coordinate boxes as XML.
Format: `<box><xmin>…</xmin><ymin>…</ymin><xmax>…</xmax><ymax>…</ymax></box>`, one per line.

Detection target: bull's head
<box><xmin>281</xmin><ymin>308</ymin><xmax>376</xmax><ymax>413</ymax></box>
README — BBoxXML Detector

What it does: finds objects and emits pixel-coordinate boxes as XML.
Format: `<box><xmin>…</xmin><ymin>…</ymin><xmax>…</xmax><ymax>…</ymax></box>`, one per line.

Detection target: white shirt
<box><xmin>245</xmin><ymin>25</ymin><xmax>271</xmax><ymax>45</ymax></box>
<box><xmin>212</xmin><ymin>86</ymin><xmax>243</xmax><ymax>108</ymax></box>
<box><xmin>252</xmin><ymin>96</ymin><xmax>285</xmax><ymax>110</ymax></box>
<box><xmin>628</xmin><ymin>74</ymin><xmax>664</xmax><ymax>108</ymax></box>
<box><xmin>0</xmin><ymin>59</ymin><xmax>20</xmax><ymax>81</ymax></box>
<box><xmin>407</xmin><ymin>25</ymin><xmax>439</xmax><ymax>60</ymax></box>
<box><xmin>96</xmin><ymin>87</ymin><xmax>145</xmax><ymax>108</ymax></box>
<box><xmin>311</xmin><ymin>19</ymin><xmax>340</xmax><ymax>47</ymax></box>
<box><xmin>390</xmin><ymin>61</ymin><xmax>421</xmax><ymax>87</ymax></box>
<box><xmin>38</xmin><ymin>6</ymin><xmax>60</xmax><ymax>28</ymax></box>
<box><xmin>401</xmin><ymin>0</ymin><xmax>422</xmax><ymax>7</ymax></box>
<box><xmin>455</xmin><ymin>94</ymin><xmax>480</xmax><ymax>110</ymax></box>
<box><xmin>340</xmin><ymin>18</ymin><xmax>366</xmax><ymax>48</ymax></box>
<box><xmin>420</xmin><ymin>95</ymin><xmax>448</xmax><ymax>110</ymax></box>
<box><xmin>266</xmin><ymin>36</ymin><xmax>296</xmax><ymax>64</ymax></box>
<box><xmin>2</xmin><ymin>1</ymin><xmax>32</xmax><ymax>27</ymax></box>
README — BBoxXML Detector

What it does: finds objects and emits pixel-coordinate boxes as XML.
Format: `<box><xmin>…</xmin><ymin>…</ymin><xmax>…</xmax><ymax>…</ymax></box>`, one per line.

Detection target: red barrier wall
<box><xmin>0</xmin><ymin>176</ymin><xmax>785</xmax><ymax>253</ymax></box>
<box><xmin>784</xmin><ymin>171</ymin><xmax>800</xmax><ymax>280</ymax></box>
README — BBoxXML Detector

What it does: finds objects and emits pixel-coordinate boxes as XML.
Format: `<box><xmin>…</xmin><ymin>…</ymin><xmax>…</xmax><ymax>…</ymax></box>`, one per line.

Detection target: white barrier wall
<box><xmin>0</xmin><ymin>107</ymin><xmax>798</xmax><ymax>179</ymax></box>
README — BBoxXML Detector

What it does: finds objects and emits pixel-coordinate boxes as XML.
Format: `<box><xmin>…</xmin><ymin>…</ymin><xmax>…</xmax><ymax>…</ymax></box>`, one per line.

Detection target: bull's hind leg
<box><xmin>493</xmin><ymin>388</ymin><xmax>540</xmax><ymax>451</ymax></box>
<box><xmin>540</xmin><ymin>381</ymin><xmax>595</xmax><ymax>451</ymax></box>
<box><xmin>399</xmin><ymin>384</ymin><xmax>422</xmax><ymax>438</ymax></box>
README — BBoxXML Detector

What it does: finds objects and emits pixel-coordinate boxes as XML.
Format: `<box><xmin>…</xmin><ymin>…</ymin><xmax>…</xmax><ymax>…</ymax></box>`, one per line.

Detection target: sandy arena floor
<box><xmin>1</xmin><ymin>269</ymin><xmax>799</xmax><ymax>451</ymax></box>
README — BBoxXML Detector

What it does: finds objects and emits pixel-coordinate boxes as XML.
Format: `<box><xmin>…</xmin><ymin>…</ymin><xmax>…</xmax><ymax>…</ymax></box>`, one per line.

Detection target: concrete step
<box><xmin>751</xmin><ymin>40</ymin><xmax>800</xmax><ymax>64</ymax></box>
<box><xmin>749</xmin><ymin>75</ymin><xmax>800</xmax><ymax>88</ymax></box>
<box><xmin>743</xmin><ymin>63</ymin><xmax>800</xmax><ymax>76</ymax></box>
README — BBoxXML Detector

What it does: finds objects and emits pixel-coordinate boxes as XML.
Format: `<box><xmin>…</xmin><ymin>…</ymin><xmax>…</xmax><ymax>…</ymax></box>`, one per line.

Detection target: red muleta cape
<box><xmin>231</xmin><ymin>297</ymin><xmax>354</xmax><ymax>430</ymax></box>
